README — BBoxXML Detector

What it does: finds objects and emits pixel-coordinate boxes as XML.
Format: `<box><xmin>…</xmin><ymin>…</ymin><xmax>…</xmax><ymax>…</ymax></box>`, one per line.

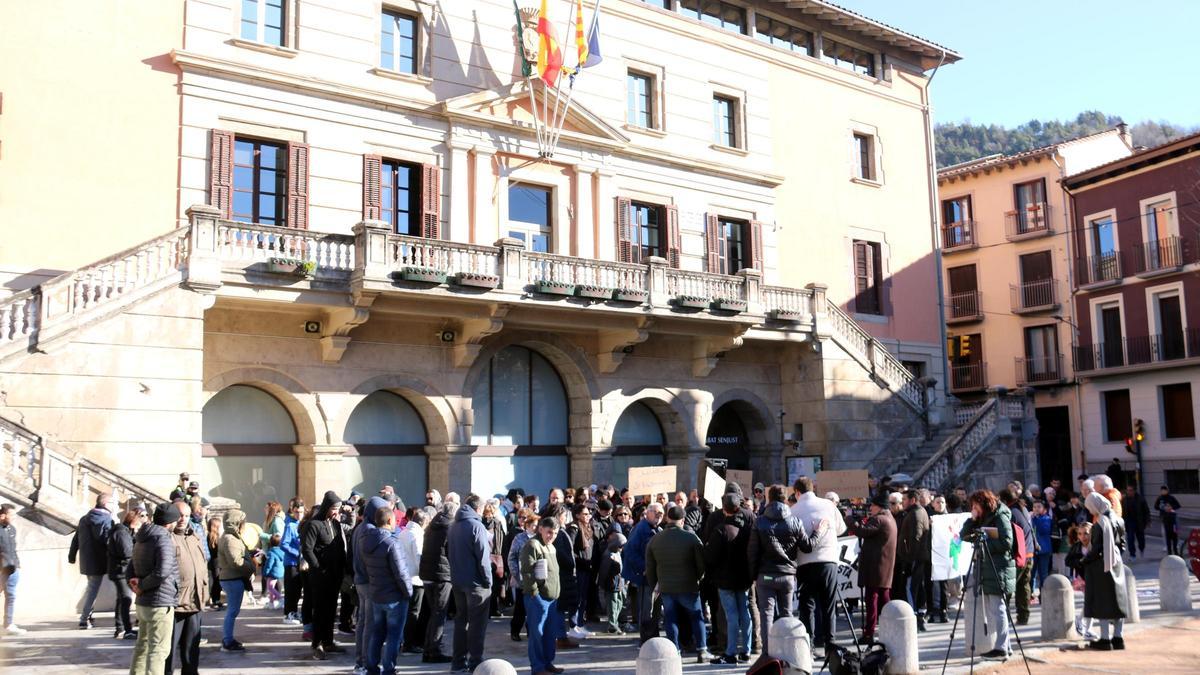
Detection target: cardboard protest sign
<box><xmin>628</xmin><ymin>465</ymin><xmax>676</xmax><ymax>496</ymax></box>
<box><xmin>699</xmin><ymin>463</ymin><xmax>726</xmax><ymax>505</ymax></box>
<box><xmin>833</xmin><ymin>536</ymin><xmax>860</xmax><ymax>595</ymax></box>
<box><xmin>814</xmin><ymin>469</ymin><xmax>870</xmax><ymax>500</ymax></box>
<box><xmin>931</xmin><ymin>512</ymin><xmax>974</xmax><ymax>581</ymax></box>
<box><xmin>724</xmin><ymin>469</ymin><xmax>753</xmax><ymax>493</ymax></box>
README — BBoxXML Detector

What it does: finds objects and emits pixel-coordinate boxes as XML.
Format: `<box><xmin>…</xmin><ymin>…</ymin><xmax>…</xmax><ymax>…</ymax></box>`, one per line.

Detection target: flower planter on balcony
<box><xmin>398</xmin><ymin>266</ymin><xmax>447</xmax><ymax>284</ymax></box>
<box><xmin>535</xmin><ymin>280</ymin><xmax>575</xmax><ymax>296</ymax></box>
<box><xmin>453</xmin><ymin>272</ymin><xmax>500</xmax><ymax>289</ymax></box>
<box><xmin>674</xmin><ymin>294</ymin><xmax>709</xmax><ymax>310</ymax></box>
<box><xmin>575</xmin><ymin>284</ymin><xmax>614</xmax><ymax>300</ymax></box>
<box><xmin>768</xmin><ymin>309</ymin><xmax>804</xmax><ymax>322</ymax></box>
<box><xmin>711</xmin><ymin>298</ymin><xmax>747</xmax><ymax>313</ymax></box>
<box><xmin>267</xmin><ymin>257</ymin><xmax>314</xmax><ymax>278</ymax></box>
<box><xmin>613</xmin><ymin>288</ymin><xmax>649</xmax><ymax>303</ymax></box>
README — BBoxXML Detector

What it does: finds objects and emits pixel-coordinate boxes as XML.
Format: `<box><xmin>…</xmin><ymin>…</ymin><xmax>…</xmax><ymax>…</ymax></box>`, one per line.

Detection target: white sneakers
<box><xmin>4</xmin><ymin>624</ymin><xmax>26</xmax><ymax>635</ymax></box>
<box><xmin>283</xmin><ymin>612</ymin><xmax>301</xmax><ymax>625</ymax></box>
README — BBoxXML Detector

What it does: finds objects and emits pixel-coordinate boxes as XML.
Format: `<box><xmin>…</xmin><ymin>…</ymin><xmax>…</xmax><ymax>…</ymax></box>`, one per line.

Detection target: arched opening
<box><xmin>201</xmin><ymin>384</ymin><xmax>298</xmax><ymax>510</ymax></box>
<box><xmin>343</xmin><ymin>391</ymin><xmax>429</xmax><ymax>509</ymax></box>
<box><xmin>468</xmin><ymin>345</ymin><xmax>569</xmax><ymax>499</ymax></box>
<box><xmin>706</xmin><ymin>402</ymin><xmax>751</xmax><ymax>471</ymax></box>
<box><xmin>611</xmin><ymin>401</ymin><xmax>665</xmax><ymax>487</ymax></box>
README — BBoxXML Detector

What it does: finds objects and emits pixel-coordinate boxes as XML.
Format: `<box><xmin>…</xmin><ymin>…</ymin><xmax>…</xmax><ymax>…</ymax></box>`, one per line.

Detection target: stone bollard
<box><xmin>1159</xmin><ymin>555</ymin><xmax>1194</xmax><ymax>613</ymax></box>
<box><xmin>636</xmin><ymin>636</ymin><xmax>683</xmax><ymax>675</ymax></box>
<box><xmin>768</xmin><ymin>617</ymin><xmax>812</xmax><ymax>674</ymax></box>
<box><xmin>1039</xmin><ymin>574</ymin><xmax>1075</xmax><ymax>640</ymax></box>
<box><xmin>1124</xmin><ymin>566</ymin><xmax>1140</xmax><ymax>623</ymax></box>
<box><xmin>877</xmin><ymin>600</ymin><xmax>918</xmax><ymax>674</ymax></box>
<box><xmin>473</xmin><ymin>659</ymin><xmax>518</xmax><ymax>675</ymax></box>
<box><xmin>961</xmin><ymin>587</ymin><xmax>995</xmax><ymax>656</ymax></box>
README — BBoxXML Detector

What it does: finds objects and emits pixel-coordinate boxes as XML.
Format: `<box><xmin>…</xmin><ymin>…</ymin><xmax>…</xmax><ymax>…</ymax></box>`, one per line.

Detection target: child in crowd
<box><xmin>1031</xmin><ymin>501</ymin><xmax>1053</xmax><ymax>594</ymax></box>
<box><xmin>262</xmin><ymin>533</ymin><xmax>286</xmax><ymax>610</ymax></box>
<box><xmin>597</xmin><ymin>529</ymin><xmax>627</xmax><ymax>634</ymax></box>
<box><xmin>1066</xmin><ymin>522</ymin><xmax>1095</xmax><ymax>639</ymax></box>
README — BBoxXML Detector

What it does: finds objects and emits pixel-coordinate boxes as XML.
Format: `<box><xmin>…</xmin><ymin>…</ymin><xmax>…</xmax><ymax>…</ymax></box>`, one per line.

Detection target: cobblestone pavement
<box><xmin>0</xmin><ymin>549</ymin><xmax>1194</xmax><ymax>674</ymax></box>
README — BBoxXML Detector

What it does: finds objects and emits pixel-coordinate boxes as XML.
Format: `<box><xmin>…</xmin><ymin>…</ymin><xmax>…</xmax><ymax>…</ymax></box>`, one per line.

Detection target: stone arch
<box><xmin>599</xmin><ymin>387</ymin><xmax>693</xmax><ymax>449</ymax></box>
<box><xmin>204</xmin><ymin>367</ymin><xmax>322</xmax><ymax>445</ymax></box>
<box><xmin>708</xmin><ymin>387</ymin><xmax>777</xmax><ymax>449</ymax></box>
<box><xmin>344</xmin><ymin>373</ymin><xmax>458</xmax><ymax>446</ymax></box>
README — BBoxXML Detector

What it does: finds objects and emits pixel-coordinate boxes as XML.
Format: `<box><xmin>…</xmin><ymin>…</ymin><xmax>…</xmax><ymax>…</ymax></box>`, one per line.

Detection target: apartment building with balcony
<box><xmin>936</xmin><ymin>128</ymin><xmax>1132</xmax><ymax>484</ymax></box>
<box><xmin>1063</xmin><ymin>132</ymin><xmax>1200</xmax><ymax>508</ymax></box>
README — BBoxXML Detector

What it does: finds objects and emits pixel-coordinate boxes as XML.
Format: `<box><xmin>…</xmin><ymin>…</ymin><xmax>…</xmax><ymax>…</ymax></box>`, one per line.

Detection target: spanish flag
<box><xmin>537</xmin><ymin>0</ymin><xmax>563</xmax><ymax>85</ymax></box>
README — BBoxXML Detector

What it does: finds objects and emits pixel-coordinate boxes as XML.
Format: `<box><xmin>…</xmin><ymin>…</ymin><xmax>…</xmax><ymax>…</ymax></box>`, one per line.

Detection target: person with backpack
<box><xmin>999</xmin><ymin>488</ymin><xmax>1034</xmax><ymax>625</ymax></box>
<box><xmin>960</xmin><ymin>489</ymin><xmax>1015</xmax><ymax>661</ymax></box>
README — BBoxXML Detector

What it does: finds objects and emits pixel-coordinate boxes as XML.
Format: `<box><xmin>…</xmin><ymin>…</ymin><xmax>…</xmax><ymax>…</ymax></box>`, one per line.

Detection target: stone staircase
<box><xmin>911</xmin><ymin>391</ymin><xmax>1037</xmax><ymax>493</ymax></box>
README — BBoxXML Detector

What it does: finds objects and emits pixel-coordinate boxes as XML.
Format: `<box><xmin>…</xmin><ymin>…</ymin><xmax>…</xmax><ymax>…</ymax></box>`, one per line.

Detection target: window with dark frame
<box><xmin>679</xmin><ymin>0</ymin><xmax>747</xmax><ymax>35</ymax></box>
<box><xmin>631</xmin><ymin>202</ymin><xmax>662</xmax><ymax>262</ymax></box>
<box><xmin>626</xmin><ymin>71</ymin><xmax>654</xmax><ymax>128</ymax></box>
<box><xmin>380</xmin><ymin>9</ymin><xmax>417</xmax><ymax>74</ymax></box>
<box><xmin>1102</xmin><ymin>389</ymin><xmax>1132</xmax><ymax>443</ymax></box>
<box><xmin>1165</xmin><ymin>469</ymin><xmax>1200</xmax><ymax>494</ymax></box>
<box><xmin>719</xmin><ymin>217</ymin><xmax>747</xmax><ymax>274</ymax></box>
<box><xmin>942</xmin><ymin>196</ymin><xmax>971</xmax><ymax>225</ymax></box>
<box><xmin>240</xmin><ymin>0</ymin><xmax>286</xmax><ymax>46</ymax></box>
<box><xmin>754</xmin><ymin>14</ymin><xmax>814</xmax><ymax>55</ymax></box>
<box><xmin>853</xmin><ymin>240</ymin><xmax>884</xmax><ymax>315</ymax></box>
<box><xmin>380</xmin><ymin>159</ymin><xmax>420</xmax><ymax>236</ymax></box>
<box><xmin>853</xmin><ymin>133</ymin><xmax>875</xmax><ymax>181</ymax></box>
<box><xmin>232</xmin><ymin>138</ymin><xmax>288</xmax><ymax>226</ymax></box>
<box><xmin>822</xmin><ymin>37</ymin><xmax>876</xmax><ymax>76</ymax></box>
<box><xmin>1161</xmin><ymin>383</ymin><xmax>1195</xmax><ymax>439</ymax></box>
<box><xmin>713</xmin><ymin>95</ymin><xmax>738</xmax><ymax>147</ymax></box>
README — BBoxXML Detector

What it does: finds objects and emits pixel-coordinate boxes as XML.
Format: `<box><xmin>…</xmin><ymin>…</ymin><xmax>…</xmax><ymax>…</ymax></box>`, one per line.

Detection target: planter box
<box><xmin>453</xmin><ymin>272</ymin><xmax>500</xmax><ymax>289</ymax></box>
<box><xmin>536</xmin><ymin>280</ymin><xmax>575</xmax><ymax>296</ymax></box>
<box><xmin>399</xmin><ymin>266</ymin><xmax>447</xmax><ymax>284</ymax></box>
<box><xmin>675</xmin><ymin>294</ymin><xmax>709</xmax><ymax>309</ymax></box>
<box><xmin>768</xmin><ymin>309</ymin><xmax>804</xmax><ymax>322</ymax></box>
<box><xmin>267</xmin><ymin>257</ymin><xmax>312</xmax><ymax>277</ymax></box>
<box><xmin>613</xmin><ymin>288</ymin><xmax>649</xmax><ymax>303</ymax></box>
<box><xmin>711</xmin><ymin>298</ymin><xmax>747</xmax><ymax>313</ymax></box>
<box><xmin>576</xmin><ymin>285</ymin><xmax>614</xmax><ymax>300</ymax></box>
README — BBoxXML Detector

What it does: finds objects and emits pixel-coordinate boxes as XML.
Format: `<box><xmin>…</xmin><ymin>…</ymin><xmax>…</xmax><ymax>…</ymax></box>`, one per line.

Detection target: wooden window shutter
<box><xmin>362</xmin><ymin>154</ymin><xmax>383</xmax><ymax>221</ymax></box>
<box><xmin>853</xmin><ymin>240</ymin><xmax>879</xmax><ymax>313</ymax></box>
<box><xmin>665</xmin><ymin>205</ymin><xmax>681</xmax><ymax>269</ymax></box>
<box><xmin>286</xmin><ymin>141</ymin><xmax>310</xmax><ymax>229</ymax></box>
<box><xmin>615</xmin><ymin>197</ymin><xmax>633</xmax><ymax>263</ymax></box>
<box><xmin>209</xmin><ymin>129</ymin><xmax>234</xmax><ymax>219</ymax></box>
<box><xmin>421</xmin><ymin>162</ymin><xmax>441</xmax><ymax>239</ymax></box>
<box><xmin>748</xmin><ymin>220</ymin><xmax>764</xmax><ymax>271</ymax></box>
<box><xmin>705</xmin><ymin>213</ymin><xmax>721</xmax><ymax>274</ymax></box>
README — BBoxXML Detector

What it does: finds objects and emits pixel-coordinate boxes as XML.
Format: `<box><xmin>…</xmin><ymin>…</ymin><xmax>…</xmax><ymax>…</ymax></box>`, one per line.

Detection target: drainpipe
<box><xmin>920</xmin><ymin>50</ymin><xmax>950</xmax><ymax>407</ymax></box>
<box><xmin>1058</xmin><ymin>173</ymin><xmax>1088</xmax><ymax>476</ymax></box>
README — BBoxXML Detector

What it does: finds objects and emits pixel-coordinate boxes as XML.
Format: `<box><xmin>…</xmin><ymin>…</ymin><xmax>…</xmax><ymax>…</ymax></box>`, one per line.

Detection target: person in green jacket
<box><xmin>520</xmin><ymin>516</ymin><xmax>562</xmax><ymax>675</ymax></box>
<box><xmin>646</xmin><ymin>504</ymin><xmax>713</xmax><ymax>663</ymax></box>
<box><xmin>959</xmin><ymin>489</ymin><xmax>1015</xmax><ymax>662</ymax></box>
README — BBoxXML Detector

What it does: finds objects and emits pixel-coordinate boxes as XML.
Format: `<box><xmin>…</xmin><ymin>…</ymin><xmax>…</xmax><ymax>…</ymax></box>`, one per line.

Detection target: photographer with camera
<box><xmin>959</xmin><ymin>489</ymin><xmax>1016</xmax><ymax>661</ymax></box>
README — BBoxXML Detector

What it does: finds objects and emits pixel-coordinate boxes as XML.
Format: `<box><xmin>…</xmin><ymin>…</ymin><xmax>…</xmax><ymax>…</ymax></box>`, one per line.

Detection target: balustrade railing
<box><xmin>526</xmin><ymin>252</ymin><xmax>649</xmax><ymax>292</ymax></box>
<box><xmin>1016</xmin><ymin>354</ymin><xmax>1064</xmax><ymax>385</ymax></box>
<box><xmin>1005</xmin><ymin>203</ymin><xmax>1051</xmax><ymax>239</ymax></box>
<box><xmin>0</xmin><ymin>290</ymin><xmax>38</xmax><ymax>351</ymax></box>
<box><xmin>389</xmin><ymin>235</ymin><xmax>499</xmax><ymax>277</ymax></box>
<box><xmin>217</xmin><ymin>221</ymin><xmax>355</xmax><ymax>273</ymax></box>
<box><xmin>824</xmin><ymin>301</ymin><xmax>926</xmax><ymax>411</ymax></box>
<box><xmin>915</xmin><ymin>399</ymin><xmax>999</xmax><ymax>491</ymax></box>
<box><xmin>761</xmin><ymin>286</ymin><xmax>813</xmax><ymax>319</ymax></box>
<box><xmin>664</xmin><ymin>269</ymin><xmax>743</xmax><ymax>302</ymax></box>
<box><xmin>1073</xmin><ymin>328</ymin><xmax>1200</xmax><ymax>372</ymax></box>
<box><xmin>950</xmin><ymin>362</ymin><xmax>987</xmax><ymax>392</ymax></box>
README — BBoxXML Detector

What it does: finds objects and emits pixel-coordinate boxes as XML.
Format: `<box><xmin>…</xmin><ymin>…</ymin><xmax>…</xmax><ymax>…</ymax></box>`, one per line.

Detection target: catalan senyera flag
<box><xmin>573</xmin><ymin>0</ymin><xmax>588</xmax><ymax>68</ymax></box>
<box><xmin>537</xmin><ymin>0</ymin><xmax>563</xmax><ymax>85</ymax></box>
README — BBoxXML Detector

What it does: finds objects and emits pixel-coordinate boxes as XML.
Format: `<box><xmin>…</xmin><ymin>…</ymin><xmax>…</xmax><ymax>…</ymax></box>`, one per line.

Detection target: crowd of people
<box><xmin>54</xmin><ymin>463</ymin><xmax>1184</xmax><ymax>674</ymax></box>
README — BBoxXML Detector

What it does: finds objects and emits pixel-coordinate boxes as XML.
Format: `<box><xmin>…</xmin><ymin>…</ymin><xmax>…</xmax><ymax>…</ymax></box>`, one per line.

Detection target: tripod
<box><xmin>940</xmin><ymin>529</ymin><xmax>1032</xmax><ymax>675</ymax></box>
<box><xmin>817</xmin><ymin>572</ymin><xmax>863</xmax><ymax>675</ymax></box>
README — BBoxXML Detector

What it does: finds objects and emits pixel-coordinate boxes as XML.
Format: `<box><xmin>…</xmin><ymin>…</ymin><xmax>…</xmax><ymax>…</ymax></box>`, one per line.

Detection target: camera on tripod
<box><xmin>961</xmin><ymin>528</ymin><xmax>987</xmax><ymax>544</ymax></box>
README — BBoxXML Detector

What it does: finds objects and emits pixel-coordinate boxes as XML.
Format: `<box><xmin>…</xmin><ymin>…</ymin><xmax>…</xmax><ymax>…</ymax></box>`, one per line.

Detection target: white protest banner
<box><xmin>725</xmin><ymin>469</ymin><xmax>753</xmax><ymax>492</ymax></box>
<box><xmin>931</xmin><ymin>512</ymin><xmax>974</xmax><ymax>581</ymax></box>
<box><xmin>700</xmin><ymin>464</ymin><xmax>726</xmax><ymax>505</ymax></box>
<box><xmin>833</xmin><ymin>536</ymin><xmax>860</xmax><ymax>596</ymax></box>
<box><xmin>628</xmin><ymin>465</ymin><xmax>676</xmax><ymax>497</ymax></box>
<box><xmin>814</xmin><ymin>469</ymin><xmax>870</xmax><ymax>500</ymax></box>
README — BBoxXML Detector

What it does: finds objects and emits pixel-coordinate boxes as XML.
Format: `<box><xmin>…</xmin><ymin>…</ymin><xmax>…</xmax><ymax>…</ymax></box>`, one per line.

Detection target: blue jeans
<box><xmin>80</xmin><ymin>574</ymin><xmax>104</xmax><ymax>625</ymax></box>
<box><xmin>718</xmin><ymin>589</ymin><xmax>750</xmax><ymax>656</ymax></box>
<box><xmin>0</xmin><ymin>568</ymin><xmax>16</xmax><ymax>626</ymax></box>
<box><xmin>220</xmin><ymin>579</ymin><xmax>245</xmax><ymax>645</ymax></box>
<box><xmin>524</xmin><ymin>593</ymin><xmax>561</xmax><ymax>673</ymax></box>
<box><xmin>369</xmin><ymin>598</ymin><xmax>409</xmax><ymax>675</ymax></box>
<box><xmin>1033</xmin><ymin>553</ymin><xmax>1051</xmax><ymax>592</ymax></box>
<box><xmin>661</xmin><ymin>592</ymin><xmax>707</xmax><ymax>653</ymax></box>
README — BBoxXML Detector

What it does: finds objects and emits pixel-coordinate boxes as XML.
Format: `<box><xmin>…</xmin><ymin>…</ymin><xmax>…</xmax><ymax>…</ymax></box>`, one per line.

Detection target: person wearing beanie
<box><xmin>704</xmin><ymin>493</ymin><xmax>754</xmax><ymax>664</ymax></box>
<box><xmin>128</xmin><ymin>502</ymin><xmax>180</xmax><ymax>675</ymax></box>
<box><xmin>302</xmin><ymin>491</ymin><xmax>347</xmax><ymax>660</ymax></box>
<box><xmin>216</xmin><ymin>509</ymin><xmax>256</xmax><ymax>652</ymax></box>
<box><xmin>847</xmin><ymin>492</ymin><xmax>897</xmax><ymax>642</ymax></box>
<box><xmin>646</xmin><ymin>503</ymin><xmax>712</xmax><ymax>663</ymax></box>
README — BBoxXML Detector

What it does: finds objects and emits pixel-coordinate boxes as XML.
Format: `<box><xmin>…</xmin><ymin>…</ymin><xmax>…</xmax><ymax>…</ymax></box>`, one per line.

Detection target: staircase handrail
<box><xmin>912</xmin><ymin>398</ymin><xmax>999</xmax><ymax>491</ymax></box>
<box><xmin>823</xmin><ymin>300</ymin><xmax>926</xmax><ymax>412</ymax></box>
<box><xmin>863</xmin><ymin>412</ymin><xmax>933</xmax><ymax>478</ymax></box>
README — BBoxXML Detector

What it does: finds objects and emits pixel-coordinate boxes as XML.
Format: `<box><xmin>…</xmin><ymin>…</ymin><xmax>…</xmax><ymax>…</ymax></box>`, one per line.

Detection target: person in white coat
<box><xmin>398</xmin><ymin>508</ymin><xmax>428</xmax><ymax>653</ymax></box>
<box><xmin>790</xmin><ymin>477</ymin><xmax>848</xmax><ymax>649</ymax></box>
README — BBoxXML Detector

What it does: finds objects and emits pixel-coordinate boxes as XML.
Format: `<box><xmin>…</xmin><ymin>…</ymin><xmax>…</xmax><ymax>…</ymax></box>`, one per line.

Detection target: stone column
<box><xmin>1039</xmin><ymin>574</ymin><xmax>1075</xmax><ymax>639</ymax></box>
<box><xmin>737</xmin><ymin>268</ymin><xmax>763</xmax><ymax>316</ymax></box>
<box><xmin>351</xmin><ymin>219</ymin><xmax>392</xmax><ymax>284</ymax></box>
<box><xmin>568</xmin><ymin>445</ymin><xmax>598</xmax><ymax>488</ymax></box>
<box><xmin>426</xmin><ymin>444</ymin><xmax>450</xmax><ymax>495</ymax></box>
<box><xmin>805</xmin><ymin>282</ymin><xmax>830</xmax><ymax>339</ymax></box>
<box><xmin>184</xmin><ymin>204</ymin><xmax>224</xmax><ymax>293</ymax></box>
<box><xmin>445</xmin><ymin>445</ymin><xmax>475</xmax><ymax>496</ymax></box>
<box><xmin>1159</xmin><ymin>555</ymin><xmax>1193</xmax><ymax>612</ymax></box>
<box><xmin>471</xmin><ymin>148</ymin><xmax>497</xmax><ymax>244</ymax></box>
<box><xmin>495</xmin><ymin>237</ymin><xmax>526</xmax><ymax>291</ymax></box>
<box><xmin>574</xmin><ymin>165</ymin><xmax>597</xmax><ymax>260</ymax></box>
<box><xmin>447</xmin><ymin>142</ymin><xmax>472</xmax><ymax>243</ymax></box>
<box><xmin>594</xmin><ymin>169</ymin><xmax>617</xmax><ymax>261</ymax></box>
<box><xmin>878</xmin><ymin>601</ymin><xmax>918</xmax><ymax>674</ymax></box>
<box><xmin>295</xmin><ymin>444</ymin><xmax>350</xmax><ymax>506</ymax></box>
<box><xmin>590</xmin><ymin>446</ymin><xmax>617</xmax><ymax>487</ymax></box>
<box><xmin>647</xmin><ymin>256</ymin><xmax>669</xmax><ymax>308</ymax></box>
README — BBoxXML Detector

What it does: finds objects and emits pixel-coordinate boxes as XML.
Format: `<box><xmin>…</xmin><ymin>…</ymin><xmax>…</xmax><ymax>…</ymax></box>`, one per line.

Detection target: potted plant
<box><xmin>267</xmin><ymin>257</ymin><xmax>315</xmax><ymax>278</ymax></box>
<box><xmin>674</xmin><ymin>294</ymin><xmax>709</xmax><ymax>309</ymax></box>
<box><xmin>399</xmin><ymin>265</ymin><xmax>447</xmax><ymax>284</ymax></box>
<box><xmin>575</xmin><ymin>284</ymin><xmax>614</xmax><ymax>300</ymax></box>
<box><xmin>711</xmin><ymin>297</ymin><xmax>747</xmax><ymax>313</ymax></box>
<box><xmin>613</xmin><ymin>287</ymin><xmax>649</xmax><ymax>303</ymax></box>
<box><xmin>453</xmin><ymin>272</ymin><xmax>500</xmax><ymax>289</ymax></box>
<box><xmin>536</xmin><ymin>279</ymin><xmax>575</xmax><ymax>296</ymax></box>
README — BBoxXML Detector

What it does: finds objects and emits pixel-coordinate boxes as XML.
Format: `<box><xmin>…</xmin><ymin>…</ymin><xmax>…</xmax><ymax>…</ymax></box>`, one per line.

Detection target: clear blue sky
<box><xmin>833</xmin><ymin>0</ymin><xmax>1200</xmax><ymax>127</ymax></box>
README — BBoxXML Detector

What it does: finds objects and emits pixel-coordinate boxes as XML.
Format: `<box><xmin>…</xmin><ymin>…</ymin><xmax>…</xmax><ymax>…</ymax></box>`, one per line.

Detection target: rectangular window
<box><xmin>380</xmin><ymin>9</ymin><xmax>417</xmax><ymax>74</ymax></box>
<box><xmin>1023</xmin><ymin>324</ymin><xmax>1059</xmax><ymax>382</ymax></box>
<box><xmin>508</xmin><ymin>183</ymin><xmax>552</xmax><ymax>253</ymax></box>
<box><xmin>240</xmin><ymin>0</ymin><xmax>286</xmax><ymax>46</ymax></box>
<box><xmin>713</xmin><ymin>95</ymin><xmax>738</xmax><ymax>147</ymax></box>
<box><xmin>631</xmin><ymin>202</ymin><xmax>662</xmax><ymax>262</ymax></box>
<box><xmin>853</xmin><ymin>133</ymin><xmax>875</xmax><ymax>181</ymax></box>
<box><xmin>1098</xmin><ymin>302</ymin><xmax>1124</xmax><ymax>367</ymax></box>
<box><xmin>1161</xmin><ymin>383</ymin><xmax>1195</xmax><ymax>439</ymax></box>
<box><xmin>754</xmin><ymin>15</ymin><xmax>813</xmax><ymax>55</ymax></box>
<box><xmin>1090</xmin><ymin>215</ymin><xmax>1117</xmax><ymax>256</ymax></box>
<box><xmin>822</xmin><ymin>37</ymin><xmax>876</xmax><ymax>76</ymax></box>
<box><xmin>1013</xmin><ymin>178</ymin><xmax>1048</xmax><ymax>233</ymax></box>
<box><xmin>942</xmin><ymin>196</ymin><xmax>971</xmax><ymax>225</ymax></box>
<box><xmin>381</xmin><ymin>159</ymin><xmax>420</xmax><ymax>236</ymax></box>
<box><xmin>1165</xmin><ymin>469</ymin><xmax>1200</xmax><ymax>494</ymax></box>
<box><xmin>626</xmin><ymin>71</ymin><xmax>654</xmax><ymax>128</ymax></box>
<box><xmin>1155</xmin><ymin>292</ymin><xmax>1186</xmax><ymax>360</ymax></box>
<box><xmin>1102</xmin><ymin>389</ymin><xmax>1132</xmax><ymax>443</ymax></box>
<box><xmin>946</xmin><ymin>264</ymin><xmax>979</xmax><ymax>319</ymax></box>
<box><xmin>853</xmin><ymin>240</ymin><xmax>884</xmax><ymax>315</ymax></box>
<box><xmin>232</xmin><ymin>138</ymin><xmax>288</xmax><ymax>226</ymax></box>
<box><xmin>680</xmin><ymin>0</ymin><xmax>747</xmax><ymax>35</ymax></box>
<box><xmin>720</xmin><ymin>218</ymin><xmax>747</xmax><ymax>273</ymax></box>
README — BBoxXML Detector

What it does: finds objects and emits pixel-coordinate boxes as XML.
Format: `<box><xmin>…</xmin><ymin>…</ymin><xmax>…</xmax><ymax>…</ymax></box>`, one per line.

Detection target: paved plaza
<box><xmin>0</xmin><ymin>549</ymin><xmax>1196</xmax><ymax>674</ymax></box>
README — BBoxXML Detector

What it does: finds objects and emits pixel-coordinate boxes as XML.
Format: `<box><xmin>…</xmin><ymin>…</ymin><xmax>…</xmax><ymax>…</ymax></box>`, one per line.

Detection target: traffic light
<box><xmin>960</xmin><ymin>335</ymin><xmax>972</xmax><ymax>357</ymax></box>
<box><xmin>947</xmin><ymin>336</ymin><xmax>960</xmax><ymax>359</ymax></box>
<box><xmin>1125</xmin><ymin>437</ymin><xmax>1136</xmax><ymax>455</ymax></box>
<box><xmin>1134</xmin><ymin>418</ymin><xmax>1145</xmax><ymax>443</ymax></box>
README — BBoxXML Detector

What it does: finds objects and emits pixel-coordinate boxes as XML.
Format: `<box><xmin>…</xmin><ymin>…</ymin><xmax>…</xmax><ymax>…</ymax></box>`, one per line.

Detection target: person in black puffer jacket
<box><xmin>128</xmin><ymin>503</ymin><xmax>180</xmax><ymax>675</ymax></box>
<box><xmin>569</xmin><ymin>503</ymin><xmax>605</xmax><ymax>625</ymax></box>
<box><xmin>69</xmin><ymin>492</ymin><xmax>117</xmax><ymax>629</ymax></box>
<box><xmin>420</xmin><ymin>500</ymin><xmax>457</xmax><ymax>663</ymax></box>
<box><xmin>108</xmin><ymin>507</ymin><xmax>145</xmax><ymax>639</ymax></box>
<box><xmin>704</xmin><ymin>494</ymin><xmax>754</xmax><ymax>664</ymax></box>
<box><xmin>747</xmin><ymin>485</ymin><xmax>824</xmax><ymax>655</ymax></box>
<box><xmin>301</xmin><ymin>491</ymin><xmax>346</xmax><ymax>659</ymax></box>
